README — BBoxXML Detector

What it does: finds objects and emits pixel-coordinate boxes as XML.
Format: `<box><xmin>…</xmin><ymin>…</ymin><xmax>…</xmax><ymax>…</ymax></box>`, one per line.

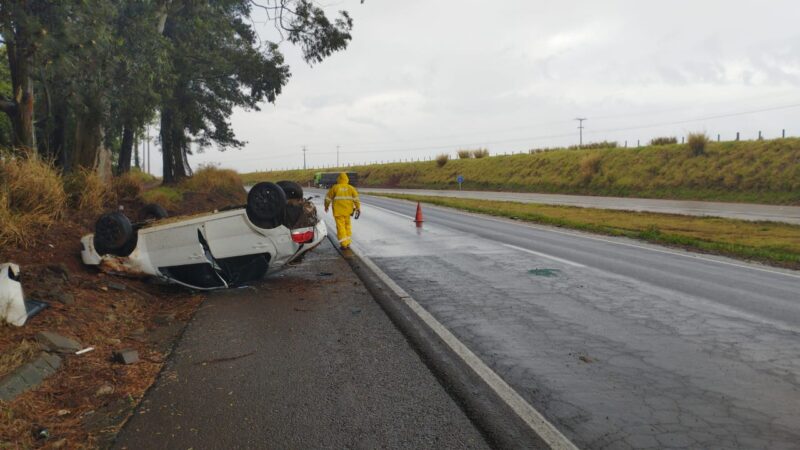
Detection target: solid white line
<box><xmin>502</xmin><ymin>244</ymin><xmax>586</xmax><ymax>268</ymax></box>
<box><xmin>367</xmin><ymin>196</ymin><xmax>800</xmax><ymax>281</ymax></box>
<box><xmin>352</xmin><ymin>247</ymin><xmax>577</xmax><ymax>450</ymax></box>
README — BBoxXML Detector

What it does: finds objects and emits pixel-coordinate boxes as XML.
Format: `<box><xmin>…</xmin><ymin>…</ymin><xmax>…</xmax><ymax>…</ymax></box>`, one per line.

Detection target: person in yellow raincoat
<box><xmin>324</xmin><ymin>173</ymin><xmax>361</xmax><ymax>249</ymax></box>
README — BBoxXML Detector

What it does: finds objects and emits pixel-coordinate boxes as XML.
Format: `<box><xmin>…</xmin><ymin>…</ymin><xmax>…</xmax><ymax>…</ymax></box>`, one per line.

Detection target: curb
<box><xmin>327</xmin><ymin>232</ymin><xmax>573</xmax><ymax>450</ymax></box>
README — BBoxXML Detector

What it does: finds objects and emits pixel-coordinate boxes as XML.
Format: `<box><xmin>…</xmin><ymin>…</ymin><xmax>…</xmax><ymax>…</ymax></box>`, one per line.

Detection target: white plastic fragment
<box><xmin>0</xmin><ymin>263</ymin><xmax>27</xmax><ymax>326</ymax></box>
<box><xmin>75</xmin><ymin>347</ymin><xmax>95</xmax><ymax>355</ymax></box>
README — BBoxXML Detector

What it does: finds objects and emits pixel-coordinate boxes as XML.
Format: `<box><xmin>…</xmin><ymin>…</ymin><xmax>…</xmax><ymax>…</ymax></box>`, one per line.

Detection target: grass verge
<box><xmin>376</xmin><ymin>194</ymin><xmax>800</xmax><ymax>269</ymax></box>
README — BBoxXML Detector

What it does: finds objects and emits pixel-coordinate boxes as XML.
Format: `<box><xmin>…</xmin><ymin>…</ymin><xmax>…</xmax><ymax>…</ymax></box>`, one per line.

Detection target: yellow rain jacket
<box><xmin>324</xmin><ymin>173</ymin><xmax>360</xmax><ymax>217</ymax></box>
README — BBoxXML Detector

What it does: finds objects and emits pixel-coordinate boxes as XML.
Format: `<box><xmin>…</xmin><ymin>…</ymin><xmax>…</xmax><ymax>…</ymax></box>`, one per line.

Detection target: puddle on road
<box><xmin>528</xmin><ymin>268</ymin><xmax>560</xmax><ymax>277</ymax></box>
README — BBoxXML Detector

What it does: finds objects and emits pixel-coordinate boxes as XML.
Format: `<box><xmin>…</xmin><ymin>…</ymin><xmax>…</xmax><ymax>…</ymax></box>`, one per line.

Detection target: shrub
<box><xmin>113</xmin><ymin>172</ymin><xmax>145</xmax><ymax>201</ymax></box>
<box><xmin>64</xmin><ymin>168</ymin><xmax>110</xmax><ymax>214</ymax></box>
<box><xmin>569</xmin><ymin>141</ymin><xmax>617</xmax><ymax>150</ymax></box>
<box><xmin>180</xmin><ymin>165</ymin><xmax>246</xmax><ymax>204</ymax></box>
<box><xmin>687</xmin><ymin>133</ymin><xmax>709</xmax><ymax>156</ymax></box>
<box><xmin>472</xmin><ymin>148</ymin><xmax>490</xmax><ymax>158</ymax></box>
<box><xmin>139</xmin><ymin>186</ymin><xmax>183</xmax><ymax>211</ymax></box>
<box><xmin>651</xmin><ymin>136</ymin><xmax>678</xmax><ymax>146</ymax></box>
<box><xmin>456</xmin><ymin>150</ymin><xmax>472</xmax><ymax>159</ymax></box>
<box><xmin>579</xmin><ymin>153</ymin><xmax>603</xmax><ymax>184</ymax></box>
<box><xmin>0</xmin><ymin>155</ymin><xmax>67</xmax><ymax>247</ymax></box>
<box><xmin>435</xmin><ymin>153</ymin><xmax>449</xmax><ymax>167</ymax></box>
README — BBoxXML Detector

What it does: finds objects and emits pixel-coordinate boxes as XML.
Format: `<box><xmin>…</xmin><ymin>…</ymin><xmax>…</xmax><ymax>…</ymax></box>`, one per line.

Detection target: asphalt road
<box><xmin>318</xmin><ymin>190</ymin><xmax>800</xmax><ymax>449</ymax></box>
<box><xmin>360</xmin><ymin>188</ymin><xmax>800</xmax><ymax>225</ymax></box>
<box><xmin>114</xmin><ymin>241</ymin><xmax>488</xmax><ymax>449</ymax></box>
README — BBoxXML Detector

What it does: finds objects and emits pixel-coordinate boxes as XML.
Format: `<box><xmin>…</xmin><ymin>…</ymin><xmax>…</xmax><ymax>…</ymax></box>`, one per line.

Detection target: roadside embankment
<box><xmin>244</xmin><ymin>137</ymin><xmax>800</xmax><ymax>205</ymax></box>
<box><xmin>0</xmin><ymin>157</ymin><xmax>247</xmax><ymax>447</ymax></box>
<box><xmin>373</xmin><ymin>193</ymin><xmax>800</xmax><ymax>269</ymax></box>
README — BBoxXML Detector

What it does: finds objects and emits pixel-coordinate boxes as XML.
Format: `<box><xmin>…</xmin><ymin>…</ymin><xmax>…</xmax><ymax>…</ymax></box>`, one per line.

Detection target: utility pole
<box><xmin>336</xmin><ymin>145</ymin><xmax>340</xmax><ymax>167</ymax></box>
<box><xmin>146</xmin><ymin>125</ymin><xmax>151</xmax><ymax>175</ymax></box>
<box><xmin>575</xmin><ymin>118</ymin><xmax>587</xmax><ymax>148</ymax></box>
<box><xmin>302</xmin><ymin>146</ymin><xmax>307</xmax><ymax>170</ymax></box>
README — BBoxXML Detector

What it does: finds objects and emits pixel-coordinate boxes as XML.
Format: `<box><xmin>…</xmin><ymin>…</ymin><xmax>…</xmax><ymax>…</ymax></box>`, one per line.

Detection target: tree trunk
<box><xmin>72</xmin><ymin>113</ymin><xmax>112</xmax><ymax>181</ymax></box>
<box><xmin>3</xmin><ymin>38</ymin><xmax>36</xmax><ymax>152</ymax></box>
<box><xmin>160</xmin><ymin>106</ymin><xmax>191</xmax><ymax>184</ymax></box>
<box><xmin>117</xmin><ymin>124</ymin><xmax>134</xmax><ymax>175</ymax></box>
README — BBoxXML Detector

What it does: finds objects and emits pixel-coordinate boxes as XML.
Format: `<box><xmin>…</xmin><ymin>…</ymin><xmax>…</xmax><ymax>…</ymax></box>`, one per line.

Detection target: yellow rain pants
<box><xmin>324</xmin><ymin>173</ymin><xmax>360</xmax><ymax>249</ymax></box>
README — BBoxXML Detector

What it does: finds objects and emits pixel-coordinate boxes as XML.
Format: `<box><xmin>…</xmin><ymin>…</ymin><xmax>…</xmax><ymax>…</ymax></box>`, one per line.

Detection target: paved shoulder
<box><xmin>114</xmin><ymin>241</ymin><xmax>488</xmax><ymax>449</ymax></box>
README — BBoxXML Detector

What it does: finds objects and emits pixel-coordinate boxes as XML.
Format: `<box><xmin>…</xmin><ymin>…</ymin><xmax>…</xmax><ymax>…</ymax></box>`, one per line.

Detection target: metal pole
<box><xmin>575</xmin><ymin>118</ymin><xmax>587</xmax><ymax>148</ymax></box>
<box><xmin>336</xmin><ymin>145</ymin><xmax>340</xmax><ymax>167</ymax></box>
<box><xmin>146</xmin><ymin>125</ymin><xmax>151</xmax><ymax>175</ymax></box>
<box><xmin>302</xmin><ymin>146</ymin><xmax>307</xmax><ymax>170</ymax></box>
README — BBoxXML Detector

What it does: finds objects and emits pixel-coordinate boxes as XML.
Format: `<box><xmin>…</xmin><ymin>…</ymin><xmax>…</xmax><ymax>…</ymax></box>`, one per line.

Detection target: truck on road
<box><xmin>314</xmin><ymin>172</ymin><xmax>359</xmax><ymax>188</ymax></box>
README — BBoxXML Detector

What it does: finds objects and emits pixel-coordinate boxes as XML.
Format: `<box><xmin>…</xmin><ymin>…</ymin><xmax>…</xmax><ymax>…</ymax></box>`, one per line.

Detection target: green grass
<box><xmin>375</xmin><ymin>193</ymin><xmax>800</xmax><ymax>269</ymax></box>
<box><xmin>243</xmin><ymin>138</ymin><xmax>800</xmax><ymax>205</ymax></box>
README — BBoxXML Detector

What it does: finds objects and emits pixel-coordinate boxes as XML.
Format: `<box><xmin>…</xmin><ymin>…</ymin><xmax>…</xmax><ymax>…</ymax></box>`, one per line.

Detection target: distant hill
<box><xmin>242</xmin><ymin>138</ymin><xmax>800</xmax><ymax>205</ymax></box>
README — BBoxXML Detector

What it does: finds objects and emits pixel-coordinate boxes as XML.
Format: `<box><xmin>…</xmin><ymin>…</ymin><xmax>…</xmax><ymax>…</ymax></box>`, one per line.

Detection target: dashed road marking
<box><xmin>502</xmin><ymin>243</ymin><xmax>586</xmax><ymax>268</ymax></box>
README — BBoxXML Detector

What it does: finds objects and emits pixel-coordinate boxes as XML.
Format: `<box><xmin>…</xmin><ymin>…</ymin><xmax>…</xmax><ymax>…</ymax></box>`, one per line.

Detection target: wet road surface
<box><xmin>114</xmin><ymin>240</ymin><xmax>488</xmax><ymax>449</ymax></box>
<box><xmin>319</xmin><ymin>190</ymin><xmax>800</xmax><ymax>449</ymax></box>
<box><xmin>361</xmin><ymin>188</ymin><xmax>800</xmax><ymax>225</ymax></box>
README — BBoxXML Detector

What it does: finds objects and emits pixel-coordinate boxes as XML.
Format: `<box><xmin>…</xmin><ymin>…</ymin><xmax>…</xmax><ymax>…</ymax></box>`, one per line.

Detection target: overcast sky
<box><xmin>140</xmin><ymin>0</ymin><xmax>800</xmax><ymax>175</ymax></box>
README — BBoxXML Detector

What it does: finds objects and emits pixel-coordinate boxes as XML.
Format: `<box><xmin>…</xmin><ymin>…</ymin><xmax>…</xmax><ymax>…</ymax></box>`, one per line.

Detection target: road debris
<box><xmin>113</xmin><ymin>349</ymin><xmax>140</xmax><ymax>365</ymax></box>
<box><xmin>75</xmin><ymin>347</ymin><xmax>95</xmax><ymax>356</ymax></box>
<box><xmin>36</xmin><ymin>331</ymin><xmax>82</xmax><ymax>354</ymax></box>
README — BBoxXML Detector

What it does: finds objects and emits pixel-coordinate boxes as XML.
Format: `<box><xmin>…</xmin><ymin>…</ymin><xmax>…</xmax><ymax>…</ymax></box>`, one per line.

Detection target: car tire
<box><xmin>93</xmin><ymin>212</ymin><xmax>134</xmax><ymax>256</ymax></box>
<box><xmin>246</xmin><ymin>182</ymin><xmax>287</xmax><ymax>228</ymax></box>
<box><xmin>277</xmin><ymin>181</ymin><xmax>303</xmax><ymax>200</ymax></box>
<box><xmin>140</xmin><ymin>203</ymin><xmax>168</xmax><ymax>220</ymax></box>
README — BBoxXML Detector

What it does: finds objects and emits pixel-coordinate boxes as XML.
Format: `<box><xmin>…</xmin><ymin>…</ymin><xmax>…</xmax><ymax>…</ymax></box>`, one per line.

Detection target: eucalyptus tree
<box><xmin>158</xmin><ymin>0</ymin><xmax>353</xmax><ymax>183</ymax></box>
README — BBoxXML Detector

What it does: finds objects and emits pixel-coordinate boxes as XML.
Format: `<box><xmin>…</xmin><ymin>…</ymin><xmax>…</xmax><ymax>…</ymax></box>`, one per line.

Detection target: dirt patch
<box><xmin>0</xmin><ymin>186</ymin><xmax>239</xmax><ymax>448</ymax></box>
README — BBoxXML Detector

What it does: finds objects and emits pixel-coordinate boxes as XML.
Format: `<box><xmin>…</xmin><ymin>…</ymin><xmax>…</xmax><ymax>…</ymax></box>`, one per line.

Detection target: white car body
<box><xmin>81</xmin><ymin>206</ymin><xmax>327</xmax><ymax>290</ymax></box>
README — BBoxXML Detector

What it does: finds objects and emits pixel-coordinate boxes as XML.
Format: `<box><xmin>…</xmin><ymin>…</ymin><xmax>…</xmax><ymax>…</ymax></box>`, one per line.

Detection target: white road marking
<box><xmin>502</xmin><ymin>243</ymin><xmax>586</xmax><ymax>268</ymax></box>
<box><xmin>352</xmin><ymin>245</ymin><xmax>578</xmax><ymax>450</ymax></box>
<box><xmin>365</xmin><ymin>196</ymin><xmax>800</xmax><ymax>281</ymax></box>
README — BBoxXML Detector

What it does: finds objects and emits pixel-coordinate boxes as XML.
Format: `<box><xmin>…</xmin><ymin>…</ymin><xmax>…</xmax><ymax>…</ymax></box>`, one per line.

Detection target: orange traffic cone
<box><xmin>414</xmin><ymin>202</ymin><xmax>424</xmax><ymax>227</ymax></box>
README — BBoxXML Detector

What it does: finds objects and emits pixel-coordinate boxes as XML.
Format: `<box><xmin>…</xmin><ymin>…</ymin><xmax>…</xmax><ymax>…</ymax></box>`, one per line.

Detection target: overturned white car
<box><xmin>80</xmin><ymin>181</ymin><xmax>326</xmax><ymax>290</ymax></box>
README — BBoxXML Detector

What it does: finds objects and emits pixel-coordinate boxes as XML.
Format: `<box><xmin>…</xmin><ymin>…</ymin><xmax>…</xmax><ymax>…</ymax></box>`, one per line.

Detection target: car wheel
<box><xmin>246</xmin><ymin>182</ymin><xmax>287</xmax><ymax>228</ymax></box>
<box><xmin>277</xmin><ymin>181</ymin><xmax>303</xmax><ymax>200</ymax></box>
<box><xmin>93</xmin><ymin>212</ymin><xmax>134</xmax><ymax>256</ymax></box>
<box><xmin>140</xmin><ymin>203</ymin><xmax>168</xmax><ymax>220</ymax></box>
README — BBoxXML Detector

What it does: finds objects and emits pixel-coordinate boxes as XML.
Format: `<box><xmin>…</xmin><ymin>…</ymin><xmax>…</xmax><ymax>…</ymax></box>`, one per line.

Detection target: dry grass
<box><xmin>63</xmin><ymin>167</ymin><xmax>111</xmax><ymax>215</ymax></box>
<box><xmin>651</xmin><ymin>136</ymin><xmax>678</xmax><ymax>145</ymax></box>
<box><xmin>435</xmin><ymin>153</ymin><xmax>449</xmax><ymax>167</ymax></box>
<box><xmin>180</xmin><ymin>165</ymin><xmax>245</xmax><ymax>203</ymax></box>
<box><xmin>379</xmin><ymin>193</ymin><xmax>800</xmax><ymax>268</ymax></box>
<box><xmin>0</xmin><ymin>155</ymin><xmax>67</xmax><ymax>247</ymax></box>
<box><xmin>472</xmin><ymin>148</ymin><xmax>490</xmax><ymax>158</ymax></box>
<box><xmin>0</xmin><ymin>339</ymin><xmax>39</xmax><ymax>379</ymax></box>
<box><xmin>139</xmin><ymin>186</ymin><xmax>183</xmax><ymax>211</ymax></box>
<box><xmin>688</xmin><ymin>132</ymin><xmax>709</xmax><ymax>156</ymax></box>
<box><xmin>457</xmin><ymin>150</ymin><xmax>472</xmax><ymax>159</ymax></box>
<box><xmin>113</xmin><ymin>172</ymin><xmax>145</xmax><ymax>201</ymax></box>
<box><xmin>579</xmin><ymin>152</ymin><xmax>602</xmax><ymax>184</ymax></box>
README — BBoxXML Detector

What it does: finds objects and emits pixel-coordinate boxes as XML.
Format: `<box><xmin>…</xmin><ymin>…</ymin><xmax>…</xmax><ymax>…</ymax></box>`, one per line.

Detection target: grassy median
<box><xmin>375</xmin><ymin>193</ymin><xmax>800</xmax><ymax>269</ymax></box>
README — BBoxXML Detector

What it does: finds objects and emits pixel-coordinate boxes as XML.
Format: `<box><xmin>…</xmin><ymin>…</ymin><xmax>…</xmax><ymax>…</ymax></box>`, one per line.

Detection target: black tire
<box><xmin>93</xmin><ymin>212</ymin><xmax>134</xmax><ymax>256</ymax></box>
<box><xmin>246</xmin><ymin>182</ymin><xmax>287</xmax><ymax>228</ymax></box>
<box><xmin>277</xmin><ymin>180</ymin><xmax>303</xmax><ymax>200</ymax></box>
<box><xmin>140</xmin><ymin>203</ymin><xmax>168</xmax><ymax>221</ymax></box>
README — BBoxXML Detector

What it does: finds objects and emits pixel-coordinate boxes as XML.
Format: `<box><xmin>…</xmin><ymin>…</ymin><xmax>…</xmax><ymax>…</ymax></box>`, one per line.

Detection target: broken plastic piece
<box><xmin>75</xmin><ymin>347</ymin><xmax>95</xmax><ymax>355</ymax></box>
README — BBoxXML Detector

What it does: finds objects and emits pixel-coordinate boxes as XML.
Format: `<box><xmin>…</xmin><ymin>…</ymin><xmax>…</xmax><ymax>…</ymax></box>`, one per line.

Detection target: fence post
<box><xmin>783</xmin><ymin>129</ymin><xmax>786</xmax><ymax>138</ymax></box>
<box><xmin>637</xmin><ymin>140</ymin><xmax>640</xmax><ymax>147</ymax></box>
<box><xmin>736</xmin><ymin>132</ymin><xmax>740</xmax><ymax>141</ymax></box>
<box><xmin>758</xmin><ymin>130</ymin><xmax>762</xmax><ymax>140</ymax></box>
<box><xmin>681</xmin><ymin>136</ymin><xmax>685</xmax><ymax>144</ymax></box>
<box><xmin>717</xmin><ymin>134</ymin><xmax>720</xmax><ymax>142</ymax></box>
<box><xmin>624</xmin><ymin>140</ymin><xmax>627</xmax><ymax>148</ymax></box>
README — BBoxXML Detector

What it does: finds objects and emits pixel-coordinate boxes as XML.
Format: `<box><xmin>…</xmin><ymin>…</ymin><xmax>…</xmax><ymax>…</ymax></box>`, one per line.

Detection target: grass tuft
<box><xmin>180</xmin><ymin>165</ymin><xmax>246</xmax><ymax>203</ymax></box>
<box><xmin>472</xmin><ymin>148</ymin><xmax>490</xmax><ymax>158</ymax></box>
<box><xmin>435</xmin><ymin>153</ymin><xmax>449</xmax><ymax>167</ymax></box>
<box><xmin>64</xmin><ymin>168</ymin><xmax>110</xmax><ymax>215</ymax></box>
<box><xmin>687</xmin><ymin>133</ymin><xmax>709</xmax><ymax>156</ymax></box>
<box><xmin>457</xmin><ymin>150</ymin><xmax>472</xmax><ymax>159</ymax></box>
<box><xmin>0</xmin><ymin>154</ymin><xmax>67</xmax><ymax>247</ymax></box>
<box><xmin>651</xmin><ymin>136</ymin><xmax>678</xmax><ymax>146</ymax></box>
<box><xmin>113</xmin><ymin>172</ymin><xmax>145</xmax><ymax>201</ymax></box>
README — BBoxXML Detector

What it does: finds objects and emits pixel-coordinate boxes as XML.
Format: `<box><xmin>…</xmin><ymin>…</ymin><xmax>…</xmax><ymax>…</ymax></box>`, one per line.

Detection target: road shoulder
<box><xmin>113</xmin><ymin>240</ymin><xmax>488</xmax><ymax>449</ymax></box>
